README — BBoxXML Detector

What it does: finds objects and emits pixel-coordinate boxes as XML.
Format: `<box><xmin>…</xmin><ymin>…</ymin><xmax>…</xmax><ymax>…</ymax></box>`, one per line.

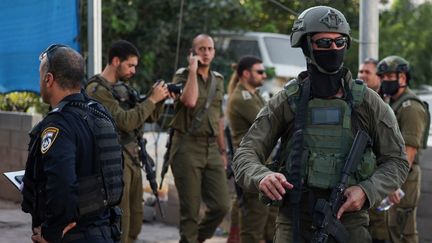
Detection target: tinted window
<box><xmin>264</xmin><ymin>37</ymin><xmax>305</xmax><ymax>66</ymax></box>
<box><xmin>226</xmin><ymin>40</ymin><xmax>261</xmax><ymax>60</ymax></box>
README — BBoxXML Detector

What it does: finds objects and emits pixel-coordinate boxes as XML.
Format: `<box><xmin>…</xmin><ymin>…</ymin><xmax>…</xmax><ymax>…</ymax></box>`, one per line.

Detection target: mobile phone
<box><xmin>191</xmin><ymin>49</ymin><xmax>203</xmax><ymax>66</ymax></box>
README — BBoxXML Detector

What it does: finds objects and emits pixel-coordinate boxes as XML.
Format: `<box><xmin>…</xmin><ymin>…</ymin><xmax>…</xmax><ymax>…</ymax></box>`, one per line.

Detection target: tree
<box><xmin>379</xmin><ymin>0</ymin><xmax>432</xmax><ymax>86</ymax></box>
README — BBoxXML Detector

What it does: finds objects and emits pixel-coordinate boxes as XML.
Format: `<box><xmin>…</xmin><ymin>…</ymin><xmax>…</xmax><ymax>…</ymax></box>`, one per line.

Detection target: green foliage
<box><xmin>0</xmin><ymin>92</ymin><xmax>48</xmax><ymax>114</ymax></box>
<box><xmin>79</xmin><ymin>0</ymin><xmax>432</xmax><ymax>90</ymax></box>
<box><xmin>379</xmin><ymin>0</ymin><xmax>432</xmax><ymax>87</ymax></box>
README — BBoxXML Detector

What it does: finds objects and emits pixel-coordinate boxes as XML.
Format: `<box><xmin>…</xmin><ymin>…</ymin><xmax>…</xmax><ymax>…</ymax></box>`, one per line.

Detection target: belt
<box><xmin>62</xmin><ymin>225</ymin><xmax>111</xmax><ymax>242</ymax></box>
<box><xmin>174</xmin><ymin>130</ymin><xmax>217</xmax><ymax>144</ymax></box>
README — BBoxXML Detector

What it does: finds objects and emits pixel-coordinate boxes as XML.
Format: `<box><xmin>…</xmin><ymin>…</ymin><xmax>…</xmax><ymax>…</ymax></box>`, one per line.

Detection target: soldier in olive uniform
<box><xmin>358</xmin><ymin>58</ymin><xmax>381</xmax><ymax>93</ymax></box>
<box><xmin>86</xmin><ymin>40</ymin><xmax>170</xmax><ymax>243</ymax></box>
<box><xmin>232</xmin><ymin>6</ymin><xmax>409</xmax><ymax>243</ymax></box>
<box><xmin>226</xmin><ymin>56</ymin><xmax>277</xmax><ymax>243</ymax></box>
<box><xmin>377</xmin><ymin>56</ymin><xmax>428</xmax><ymax>243</ymax></box>
<box><xmin>169</xmin><ymin>34</ymin><xmax>230</xmax><ymax>243</ymax></box>
<box><xmin>358</xmin><ymin>57</ymin><xmax>389</xmax><ymax>243</ymax></box>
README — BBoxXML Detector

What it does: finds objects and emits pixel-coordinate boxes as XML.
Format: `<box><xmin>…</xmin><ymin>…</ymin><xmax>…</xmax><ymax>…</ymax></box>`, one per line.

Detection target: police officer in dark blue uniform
<box><xmin>21</xmin><ymin>44</ymin><xmax>124</xmax><ymax>243</ymax></box>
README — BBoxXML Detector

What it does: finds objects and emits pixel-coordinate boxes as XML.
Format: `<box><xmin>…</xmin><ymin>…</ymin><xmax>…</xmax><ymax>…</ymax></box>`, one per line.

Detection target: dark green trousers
<box><xmin>171</xmin><ymin>135</ymin><xmax>230</xmax><ymax>243</ymax></box>
<box><xmin>387</xmin><ymin>164</ymin><xmax>421</xmax><ymax>243</ymax></box>
<box><xmin>274</xmin><ymin>190</ymin><xmax>371</xmax><ymax>243</ymax></box>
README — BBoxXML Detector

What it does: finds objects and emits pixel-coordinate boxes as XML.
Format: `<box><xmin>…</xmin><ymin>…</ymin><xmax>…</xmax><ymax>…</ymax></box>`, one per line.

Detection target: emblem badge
<box><xmin>41</xmin><ymin>127</ymin><xmax>59</xmax><ymax>154</ymax></box>
<box><xmin>241</xmin><ymin>90</ymin><xmax>252</xmax><ymax>100</ymax></box>
<box><xmin>320</xmin><ymin>9</ymin><xmax>343</xmax><ymax>29</ymax></box>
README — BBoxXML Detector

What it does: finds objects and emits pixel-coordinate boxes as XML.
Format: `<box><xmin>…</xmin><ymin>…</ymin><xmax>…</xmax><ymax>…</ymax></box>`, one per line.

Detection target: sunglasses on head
<box><xmin>252</xmin><ymin>69</ymin><xmax>265</xmax><ymax>75</ymax></box>
<box><xmin>312</xmin><ymin>37</ymin><xmax>347</xmax><ymax>49</ymax></box>
<box><xmin>39</xmin><ymin>44</ymin><xmax>68</xmax><ymax>70</ymax></box>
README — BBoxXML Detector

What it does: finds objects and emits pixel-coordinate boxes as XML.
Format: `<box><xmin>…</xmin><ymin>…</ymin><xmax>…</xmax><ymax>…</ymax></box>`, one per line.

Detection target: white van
<box><xmin>214</xmin><ymin>31</ymin><xmax>307</xmax><ymax>95</ymax></box>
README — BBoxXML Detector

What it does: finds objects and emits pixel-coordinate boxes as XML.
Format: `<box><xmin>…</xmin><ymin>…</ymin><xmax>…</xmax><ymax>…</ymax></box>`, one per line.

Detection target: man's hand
<box><xmin>148</xmin><ymin>81</ymin><xmax>169</xmax><ymax>104</ymax></box>
<box><xmin>187</xmin><ymin>52</ymin><xmax>202</xmax><ymax>72</ymax></box>
<box><xmin>259</xmin><ymin>173</ymin><xmax>293</xmax><ymax>201</ymax></box>
<box><xmin>336</xmin><ymin>186</ymin><xmax>366</xmax><ymax>219</ymax></box>
<box><xmin>31</xmin><ymin>222</ymin><xmax>76</xmax><ymax>243</ymax></box>
<box><xmin>388</xmin><ymin>189</ymin><xmax>402</xmax><ymax>205</ymax></box>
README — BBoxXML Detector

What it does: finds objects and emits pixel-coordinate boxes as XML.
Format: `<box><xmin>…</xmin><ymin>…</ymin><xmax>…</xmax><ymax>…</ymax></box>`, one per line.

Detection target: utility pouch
<box><xmin>307</xmin><ymin>152</ymin><xmax>344</xmax><ymax>189</ymax></box>
<box><xmin>110</xmin><ymin>206</ymin><xmax>122</xmax><ymax>242</ymax></box>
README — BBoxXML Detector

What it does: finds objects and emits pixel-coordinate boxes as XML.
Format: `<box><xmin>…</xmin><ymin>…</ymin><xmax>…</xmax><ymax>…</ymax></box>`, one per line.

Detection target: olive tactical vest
<box><xmin>280</xmin><ymin>79</ymin><xmax>375</xmax><ymax>189</ymax></box>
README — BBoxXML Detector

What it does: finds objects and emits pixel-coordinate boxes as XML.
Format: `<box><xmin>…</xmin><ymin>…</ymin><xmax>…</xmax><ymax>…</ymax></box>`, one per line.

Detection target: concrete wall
<box><xmin>0</xmin><ymin>111</ymin><xmax>41</xmax><ymax>202</ymax></box>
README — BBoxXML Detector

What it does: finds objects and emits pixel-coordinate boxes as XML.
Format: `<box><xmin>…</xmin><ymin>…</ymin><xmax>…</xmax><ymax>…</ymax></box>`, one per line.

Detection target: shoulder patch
<box><xmin>402</xmin><ymin>100</ymin><xmax>411</xmax><ymax>108</ymax></box>
<box><xmin>284</xmin><ymin>79</ymin><xmax>300</xmax><ymax>96</ymax></box>
<box><xmin>175</xmin><ymin>67</ymin><xmax>188</xmax><ymax>75</ymax></box>
<box><xmin>212</xmin><ymin>71</ymin><xmax>224</xmax><ymax>79</ymax></box>
<box><xmin>41</xmin><ymin>127</ymin><xmax>59</xmax><ymax>154</ymax></box>
<box><xmin>241</xmin><ymin>90</ymin><xmax>252</xmax><ymax>100</ymax></box>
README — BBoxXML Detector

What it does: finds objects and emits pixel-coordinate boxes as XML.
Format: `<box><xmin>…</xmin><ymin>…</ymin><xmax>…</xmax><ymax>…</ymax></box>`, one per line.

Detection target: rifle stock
<box><xmin>159</xmin><ymin>128</ymin><xmax>174</xmax><ymax>190</ymax></box>
<box><xmin>311</xmin><ymin>130</ymin><xmax>371</xmax><ymax>243</ymax></box>
<box><xmin>137</xmin><ymin>136</ymin><xmax>164</xmax><ymax>218</ymax></box>
<box><xmin>224</xmin><ymin>126</ymin><xmax>245</xmax><ymax>208</ymax></box>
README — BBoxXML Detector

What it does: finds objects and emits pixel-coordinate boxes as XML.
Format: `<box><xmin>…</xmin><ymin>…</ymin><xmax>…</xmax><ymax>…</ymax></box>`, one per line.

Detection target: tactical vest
<box><xmin>280</xmin><ymin>79</ymin><xmax>375</xmax><ymax>190</ymax></box>
<box><xmin>87</xmin><ymin>76</ymin><xmax>143</xmax><ymax>145</ymax></box>
<box><xmin>22</xmin><ymin>99</ymin><xmax>123</xmax><ymax>221</ymax></box>
<box><xmin>391</xmin><ymin>91</ymin><xmax>430</xmax><ymax>149</ymax></box>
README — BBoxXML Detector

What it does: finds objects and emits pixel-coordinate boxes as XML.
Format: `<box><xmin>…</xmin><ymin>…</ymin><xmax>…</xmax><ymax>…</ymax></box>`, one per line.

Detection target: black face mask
<box><xmin>309</xmin><ymin>65</ymin><xmax>344</xmax><ymax>98</ymax></box>
<box><xmin>312</xmin><ymin>48</ymin><xmax>346</xmax><ymax>73</ymax></box>
<box><xmin>381</xmin><ymin>80</ymin><xmax>399</xmax><ymax>96</ymax></box>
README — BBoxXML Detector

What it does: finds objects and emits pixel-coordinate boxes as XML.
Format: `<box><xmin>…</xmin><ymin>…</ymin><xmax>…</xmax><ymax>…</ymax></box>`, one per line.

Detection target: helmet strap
<box><xmin>306</xmin><ymin>35</ymin><xmax>342</xmax><ymax>75</ymax></box>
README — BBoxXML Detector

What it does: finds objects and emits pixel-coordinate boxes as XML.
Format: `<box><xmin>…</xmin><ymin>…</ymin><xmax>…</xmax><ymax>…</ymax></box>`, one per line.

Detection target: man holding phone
<box><xmin>168</xmin><ymin>34</ymin><xmax>230</xmax><ymax>243</ymax></box>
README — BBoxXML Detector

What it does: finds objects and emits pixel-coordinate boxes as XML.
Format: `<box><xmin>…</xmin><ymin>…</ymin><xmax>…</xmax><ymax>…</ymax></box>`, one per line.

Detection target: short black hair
<box><xmin>362</xmin><ymin>57</ymin><xmax>378</xmax><ymax>66</ymax></box>
<box><xmin>236</xmin><ymin>56</ymin><xmax>263</xmax><ymax>77</ymax></box>
<box><xmin>44</xmin><ymin>47</ymin><xmax>85</xmax><ymax>90</ymax></box>
<box><xmin>108</xmin><ymin>40</ymin><xmax>140</xmax><ymax>64</ymax></box>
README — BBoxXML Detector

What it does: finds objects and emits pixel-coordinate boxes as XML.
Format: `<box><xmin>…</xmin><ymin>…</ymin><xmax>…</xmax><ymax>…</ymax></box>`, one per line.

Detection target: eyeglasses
<box><xmin>312</xmin><ymin>37</ymin><xmax>347</xmax><ymax>49</ymax></box>
<box><xmin>252</xmin><ymin>69</ymin><xmax>266</xmax><ymax>75</ymax></box>
<box><xmin>39</xmin><ymin>44</ymin><xmax>68</xmax><ymax>71</ymax></box>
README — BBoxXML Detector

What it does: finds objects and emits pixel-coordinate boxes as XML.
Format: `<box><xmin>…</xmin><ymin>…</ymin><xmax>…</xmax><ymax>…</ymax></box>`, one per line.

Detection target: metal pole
<box><xmin>87</xmin><ymin>0</ymin><xmax>102</xmax><ymax>78</ymax></box>
<box><xmin>359</xmin><ymin>0</ymin><xmax>379</xmax><ymax>64</ymax></box>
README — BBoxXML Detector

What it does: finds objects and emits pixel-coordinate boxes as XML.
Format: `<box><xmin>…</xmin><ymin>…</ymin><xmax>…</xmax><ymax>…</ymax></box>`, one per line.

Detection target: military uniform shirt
<box><xmin>227</xmin><ymin>83</ymin><xmax>265</xmax><ymax>147</ymax></box>
<box><xmin>390</xmin><ymin>88</ymin><xmax>427</xmax><ymax>164</ymax></box>
<box><xmin>232</xmin><ymin>71</ymin><xmax>409</xmax><ymax>209</ymax></box>
<box><xmin>170</xmin><ymin>68</ymin><xmax>224</xmax><ymax>136</ymax></box>
<box><xmin>86</xmin><ymin>75</ymin><xmax>162</xmax><ymax>138</ymax></box>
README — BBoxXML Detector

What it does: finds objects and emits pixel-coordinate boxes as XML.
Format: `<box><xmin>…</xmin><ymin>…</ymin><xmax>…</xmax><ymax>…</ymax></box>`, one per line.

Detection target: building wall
<box><xmin>0</xmin><ymin>111</ymin><xmax>41</xmax><ymax>202</ymax></box>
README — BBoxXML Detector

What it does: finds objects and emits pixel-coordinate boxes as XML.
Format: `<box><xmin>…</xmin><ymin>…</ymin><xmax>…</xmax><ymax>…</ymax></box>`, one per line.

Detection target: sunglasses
<box><xmin>312</xmin><ymin>37</ymin><xmax>347</xmax><ymax>49</ymax></box>
<box><xmin>252</xmin><ymin>69</ymin><xmax>266</xmax><ymax>75</ymax></box>
<box><xmin>39</xmin><ymin>44</ymin><xmax>68</xmax><ymax>71</ymax></box>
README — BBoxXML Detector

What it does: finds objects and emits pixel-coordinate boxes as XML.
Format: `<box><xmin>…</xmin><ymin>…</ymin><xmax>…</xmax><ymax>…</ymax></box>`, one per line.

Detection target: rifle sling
<box><xmin>188</xmin><ymin>71</ymin><xmax>218</xmax><ymax>134</ymax></box>
<box><xmin>287</xmin><ymin>77</ymin><xmax>310</xmax><ymax>243</ymax></box>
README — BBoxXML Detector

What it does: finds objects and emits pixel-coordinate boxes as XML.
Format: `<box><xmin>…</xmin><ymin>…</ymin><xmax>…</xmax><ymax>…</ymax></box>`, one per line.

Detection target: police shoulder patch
<box><xmin>41</xmin><ymin>127</ymin><xmax>59</xmax><ymax>154</ymax></box>
<box><xmin>402</xmin><ymin>100</ymin><xmax>411</xmax><ymax>108</ymax></box>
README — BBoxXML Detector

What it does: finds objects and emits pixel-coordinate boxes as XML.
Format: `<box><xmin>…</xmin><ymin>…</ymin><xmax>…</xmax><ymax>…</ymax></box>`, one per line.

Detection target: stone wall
<box><xmin>0</xmin><ymin>111</ymin><xmax>41</xmax><ymax>202</ymax></box>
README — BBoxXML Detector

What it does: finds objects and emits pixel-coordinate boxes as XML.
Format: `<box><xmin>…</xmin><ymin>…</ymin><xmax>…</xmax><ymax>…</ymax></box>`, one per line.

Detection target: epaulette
<box><xmin>212</xmin><ymin>71</ymin><xmax>224</xmax><ymax>79</ymax></box>
<box><xmin>175</xmin><ymin>67</ymin><xmax>188</xmax><ymax>75</ymax></box>
<box><xmin>284</xmin><ymin>78</ymin><xmax>300</xmax><ymax>97</ymax></box>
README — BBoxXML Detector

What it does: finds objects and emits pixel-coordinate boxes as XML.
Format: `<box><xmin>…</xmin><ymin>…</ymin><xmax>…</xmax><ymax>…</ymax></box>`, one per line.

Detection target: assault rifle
<box><xmin>159</xmin><ymin>128</ymin><xmax>174</xmax><ymax>189</ymax></box>
<box><xmin>311</xmin><ymin>130</ymin><xmax>371</xmax><ymax>243</ymax></box>
<box><xmin>224</xmin><ymin>126</ymin><xmax>245</xmax><ymax>209</ymax></box>
<box><xmin>137</xmin><ymin>136</ymin><xmax>164</xmax><ymax>217</ymax></box>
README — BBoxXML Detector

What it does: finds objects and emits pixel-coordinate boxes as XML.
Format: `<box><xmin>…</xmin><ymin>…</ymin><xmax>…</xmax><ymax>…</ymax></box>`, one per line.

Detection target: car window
<box><xmin>264</xmin><ymin>37</ymin><xmax>305</xmax><ymax>66</ymax></box>
<box><xmin>226</xmin><ymin>39</ymin><xmax>261</xmax><ymax>60</ymax></box>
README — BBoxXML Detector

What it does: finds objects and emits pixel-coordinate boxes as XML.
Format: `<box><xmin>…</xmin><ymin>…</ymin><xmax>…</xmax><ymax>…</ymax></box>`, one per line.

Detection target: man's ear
<box><xmin>112</xmin><ymin>56</ymin><xmax>121</xmax><ymax>66</ymax></box>
<box><xmin>44</xmin><ymin>72</ymin><xmax>54</xmax><ymax>87</ymax></box>
<box><xmin>399</xmin><ymin>73</ymin><xmax>407</xmax><ymax>86</ymax></box>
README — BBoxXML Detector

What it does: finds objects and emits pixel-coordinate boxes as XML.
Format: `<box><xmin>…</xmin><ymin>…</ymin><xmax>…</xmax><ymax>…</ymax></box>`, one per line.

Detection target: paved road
<box><xmin>0</xmin><ymin>200</ymin><xmax>226</xmax><ymax>243</ymax></box>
